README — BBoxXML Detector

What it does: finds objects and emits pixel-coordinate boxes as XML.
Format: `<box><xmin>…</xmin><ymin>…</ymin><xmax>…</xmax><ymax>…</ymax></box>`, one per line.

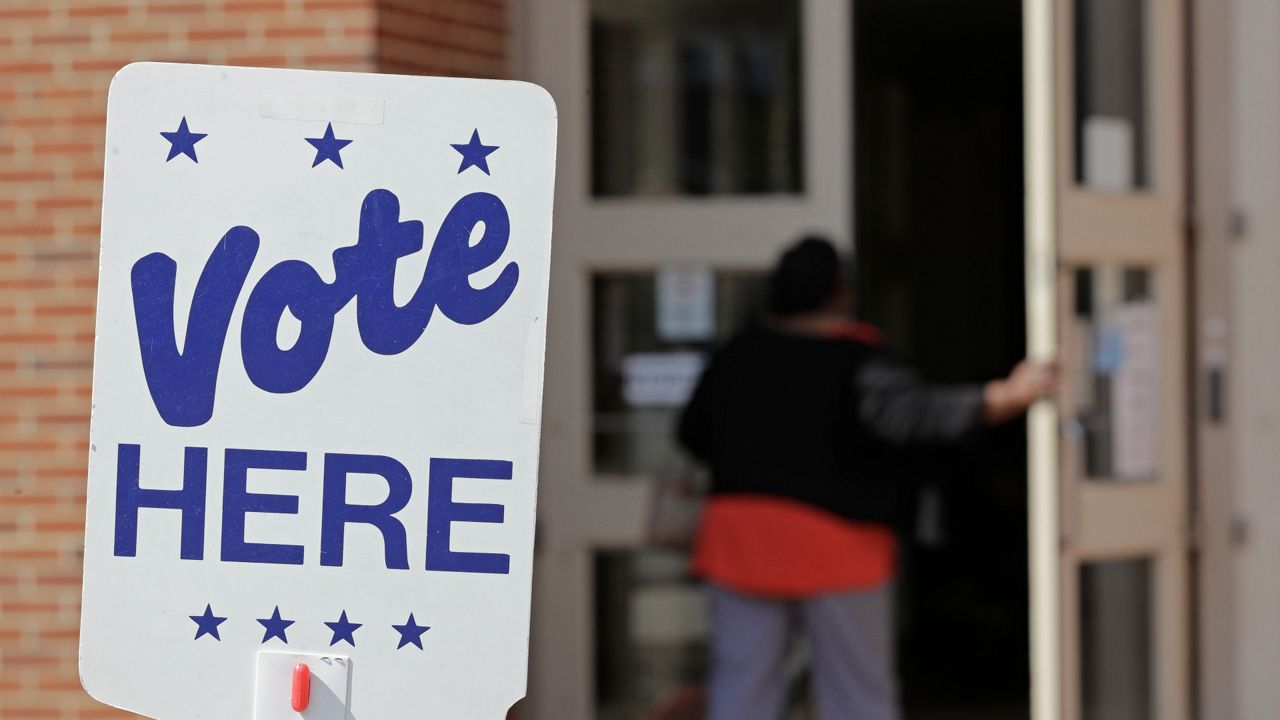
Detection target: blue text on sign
<box><xmin>130</xmin><ymin>189</ymin><xmax>518</xmax><ymax>428</ymax></box>
<box><xmin>112</xmin><ymin>444</ymin><xmax>515</xmax><ymax>575</ymax></box>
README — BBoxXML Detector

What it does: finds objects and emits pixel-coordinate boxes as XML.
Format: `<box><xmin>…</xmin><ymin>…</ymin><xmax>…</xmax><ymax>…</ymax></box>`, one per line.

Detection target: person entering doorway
<box><xmin>677</xmin><ymin>237</ymin><xmax>1056</xmax><ymax>720</ymax></box>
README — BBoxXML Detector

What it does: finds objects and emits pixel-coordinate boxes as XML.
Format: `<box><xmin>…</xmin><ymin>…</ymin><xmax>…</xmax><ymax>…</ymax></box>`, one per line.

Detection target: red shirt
<box><xmin>692</xmin><ymin>495</ymin><xmax>896</xmax><ymax>598</ymax></box>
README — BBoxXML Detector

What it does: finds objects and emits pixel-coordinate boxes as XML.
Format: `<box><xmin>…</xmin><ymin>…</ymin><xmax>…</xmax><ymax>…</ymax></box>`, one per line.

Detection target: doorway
<box><xmin>853</xmin><ymin>1</ymin><xmax>1029</xmax><ymax>718</ymax></box>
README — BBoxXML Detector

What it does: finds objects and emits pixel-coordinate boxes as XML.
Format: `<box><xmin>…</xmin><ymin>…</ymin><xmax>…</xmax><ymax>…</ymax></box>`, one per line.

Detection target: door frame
<box><xmin>1023</xmin><ymin>1</ymin><xmax>1062</xmax><ymax>717</ymax></box>
<box><xmin>1189</xmin><ymin>0</ymin><xmax>1235</xmax><ymax>718</ymax></box>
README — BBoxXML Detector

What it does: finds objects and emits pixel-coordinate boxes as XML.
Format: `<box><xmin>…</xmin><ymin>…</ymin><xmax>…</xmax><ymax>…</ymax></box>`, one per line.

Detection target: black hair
<box><xmin>768</xmin><ymin>235</ymin><xmax>843</xmax><ymax>316</ymax></box>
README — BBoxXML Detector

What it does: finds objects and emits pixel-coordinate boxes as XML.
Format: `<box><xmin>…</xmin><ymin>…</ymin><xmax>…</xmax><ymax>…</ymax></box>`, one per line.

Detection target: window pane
<box><xmin>1067</xmin><ymin>265</ymin><xmax>1160</xmax><ymax>481</ymax></box>
<box><xmin>1074</xmin><ymin>0</ymin><xmax>1149</xmax><ymax>191</ymax></box>
<box><xmin>1080</xmin><ymin>559</ymin><xmax>1153</xmax><ymax>720</ymax></box>
<box><xmin>591</xmin><ymin>0</ymin><xmax>804</xmax><ymax>197</ymax></box>
<box><xmin>595</xmin><ymin>550</ymin><xmax>709</xmax><ymax>720</ymax></box>
<box><xmin>592</xmin><ymin>269</ymin><xmax>767</xmax><ymax>476</ymax></box>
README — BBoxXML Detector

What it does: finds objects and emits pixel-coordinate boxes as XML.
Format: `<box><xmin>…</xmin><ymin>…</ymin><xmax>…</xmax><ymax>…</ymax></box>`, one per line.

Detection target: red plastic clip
<box><xmin>291</xmin><ymin>663</ymin><xmax>311</xmax><ymax>712</ymax></box>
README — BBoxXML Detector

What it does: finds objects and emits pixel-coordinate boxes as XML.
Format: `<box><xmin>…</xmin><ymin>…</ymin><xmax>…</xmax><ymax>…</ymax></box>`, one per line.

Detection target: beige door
<box><xmin>1026</xmin><ymin>1</ymin><xmax>1190</xmax><ymax>719</ymax></box>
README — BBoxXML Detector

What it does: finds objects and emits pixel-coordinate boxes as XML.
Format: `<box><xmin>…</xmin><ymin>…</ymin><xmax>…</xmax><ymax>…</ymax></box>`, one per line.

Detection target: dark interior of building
<box><xmin>854</xmin><ymin>1</ymin><xmax>1029</xmax><ymax>718</ymax></box>
<box><xmin>583</xmin><ymin>2</ymin><xmax>1029</xmax><ymax>717</ymax></box>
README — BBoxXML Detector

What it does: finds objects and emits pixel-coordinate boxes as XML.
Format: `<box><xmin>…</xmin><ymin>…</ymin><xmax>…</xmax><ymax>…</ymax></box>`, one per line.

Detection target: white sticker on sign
<box><xmin>79</xmin><ymin>63</ymin><xmax>557</xmax><ymax>720</ymax></box>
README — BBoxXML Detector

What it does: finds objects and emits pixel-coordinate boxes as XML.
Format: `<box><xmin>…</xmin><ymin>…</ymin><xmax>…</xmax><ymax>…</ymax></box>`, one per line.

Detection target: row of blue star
<box><xmin>160</xmin><ymin>116</ymin><xmax>499</xmax><ymax>174</ymax></box>
<box><xmin>189</xmin><ymin>604</ymin><xmax>431</xmax><ymax>650</ymax></box>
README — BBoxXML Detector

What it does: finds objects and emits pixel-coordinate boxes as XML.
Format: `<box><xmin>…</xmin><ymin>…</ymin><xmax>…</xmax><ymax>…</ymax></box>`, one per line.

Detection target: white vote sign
<box><xmin>79</xmin><ymin>63</ymin><xmax>557</xmax><ymax>719</ymax></box>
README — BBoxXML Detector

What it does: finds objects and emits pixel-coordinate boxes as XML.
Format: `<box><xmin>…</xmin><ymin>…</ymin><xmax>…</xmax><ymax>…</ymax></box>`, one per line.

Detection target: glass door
<box><xmin>521</xmin><ymin>1</ymin><xmax>854</xmax><ymax>718</ymax></box>
<box><xmin>1026</xmin><ymin>0</ymin><xmax>1190</xmax><ymax>719</ymax></box>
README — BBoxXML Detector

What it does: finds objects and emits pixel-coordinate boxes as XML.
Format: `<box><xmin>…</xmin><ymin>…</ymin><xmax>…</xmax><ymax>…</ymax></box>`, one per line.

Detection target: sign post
<box><xmin>79</xmin><ymin>63</ymin><xmax>557</xmax><ymax>719</ymax></box>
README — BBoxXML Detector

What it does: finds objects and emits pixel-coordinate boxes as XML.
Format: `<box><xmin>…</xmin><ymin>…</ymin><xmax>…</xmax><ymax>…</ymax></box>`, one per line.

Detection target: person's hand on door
<box><xmin>982</xmin><ymin>358</ymin><xmax>1060</xmax><ymax>425</ymax></box>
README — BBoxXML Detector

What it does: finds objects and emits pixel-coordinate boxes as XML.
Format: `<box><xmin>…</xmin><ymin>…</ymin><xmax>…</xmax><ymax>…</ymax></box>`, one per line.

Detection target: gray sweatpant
<box><xmin>707</xmin><ymin>583</ymin><xmax>898</xmax><ymax>720</ymax></box>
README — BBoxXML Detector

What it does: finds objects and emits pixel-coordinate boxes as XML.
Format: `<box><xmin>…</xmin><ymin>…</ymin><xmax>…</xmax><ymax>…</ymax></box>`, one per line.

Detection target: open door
<box><xmin>1025</xmin><ymin>1</ymin><xmax>1190</xmax><ymax>719</ymax></box>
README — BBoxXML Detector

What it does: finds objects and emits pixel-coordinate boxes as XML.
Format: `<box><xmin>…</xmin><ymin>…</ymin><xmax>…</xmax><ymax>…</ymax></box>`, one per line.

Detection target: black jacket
<box><xmin>677</xmin><ymin>327</ymin><xmax>986</xmax><ymax>525</ymax></box>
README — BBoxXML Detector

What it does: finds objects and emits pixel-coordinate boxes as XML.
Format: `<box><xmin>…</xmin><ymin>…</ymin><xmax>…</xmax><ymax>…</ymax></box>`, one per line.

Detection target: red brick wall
<box><xmin>0</xmin><ymin>1</ymin><xmax>507</xmax><ymax>717</ymax></box>
<box><xmin>378</xmin><ymin>0</ymin><xmax>508</xmax><ymax>78</ymax></box>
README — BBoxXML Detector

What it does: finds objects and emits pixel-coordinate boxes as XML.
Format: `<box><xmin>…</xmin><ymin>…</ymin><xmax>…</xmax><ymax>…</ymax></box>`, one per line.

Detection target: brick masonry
<box><xmin>0</xmin><ymin>1</ymin><xmax>508</xmax><ymax>716</ymax></box>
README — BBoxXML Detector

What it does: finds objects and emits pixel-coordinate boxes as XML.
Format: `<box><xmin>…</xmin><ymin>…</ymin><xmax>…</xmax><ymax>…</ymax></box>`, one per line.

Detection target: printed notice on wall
<box><xmin>1110</xmin><ymin>302</ymin><xmax>1160</xmax><ymax>480</ymax></box>
<box><xmin>656</xmin><ymin>265</ymin><xmax>715</xmax><ymax>342</ymax></box>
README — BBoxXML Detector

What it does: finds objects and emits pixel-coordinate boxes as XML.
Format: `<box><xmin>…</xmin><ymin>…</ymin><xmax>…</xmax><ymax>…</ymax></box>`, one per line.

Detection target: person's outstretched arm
<box><xmin>856</xmin><ymin>355</ymin><xmax>1056</xmax><ymax>447</ymax></box>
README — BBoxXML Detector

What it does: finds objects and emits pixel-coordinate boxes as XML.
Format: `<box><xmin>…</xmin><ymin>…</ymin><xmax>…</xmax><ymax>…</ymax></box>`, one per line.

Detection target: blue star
<box><xmin>306</xmin><ymin>122</ymin><xmax>353</xmax><ymax>169</ymax></box>
<box><xmin>324</xmin><ymin>610</ymin><xmax>362</xmax><ymax>647</ymax></box>
<box><xmin>257</xmin><ymin>606</ymin><xmax>295</xmax><ymax>645</ymax></box>
<box><xmin>160</xmin><ymin>116</ymin><xmax>207</xmax><ymax>163</ymax></box>
<box><xmin>391</xmin><ymin>613</ymin><xmax>431</xmax><ymax>650</ymax></box>
<box><xmin>450</xmin><ymin>129</ymin><xmax>499</xmax><ymax>175</ymax></box>
<box><xmin>189</xmin><ymin>604</ymin><xmax>227</xmax><ymax>641</ymax></box>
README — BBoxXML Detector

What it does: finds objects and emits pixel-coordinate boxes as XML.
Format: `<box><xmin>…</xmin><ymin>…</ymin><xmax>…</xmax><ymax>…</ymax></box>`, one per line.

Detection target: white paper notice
<box><xmin>656</xmin><ymin>266</ymin><xmax>715</xmax><ymax>342</ymax></box>
<box><xmin>1110</xmin><ymin>302</ymin><xmax>1160</xmax><ymax>480</ymax></box>
<box><xmin>1083</xmin><ymin>115</ymin><xmax>1136</xmax><ymax>192</ymax></box>
<box><xmin>621</xmin><ymin>352</ymin><xmax>706</xmax><ymax>407</ymax></box>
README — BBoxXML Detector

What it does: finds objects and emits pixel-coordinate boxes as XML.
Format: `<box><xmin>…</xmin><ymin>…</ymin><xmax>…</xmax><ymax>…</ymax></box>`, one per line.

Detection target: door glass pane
<box><xmin>590</xmin><ymin>0</ymin><xmax>804</xmax><ymax>196</ymax></box>
<box><xmin>1068</xmin><ymin>265</ymin><xmax>1160</xmax><ymax>481</ymax></box>
<box><xmin>1080</xmin><ymin>559</ymin><xmax>1153</xmax><ymax>720</ymax></box>
<box><xmin>593</xmin><ymin>269</ymin><xmax>767</xmax><ymax>476</ymax></box>
<box><xmin>1074</xmin><ymin>0</ymin><xmax>1149</xmax><ymax>191</ymax></box>
<box><xmin>595</xmin><ymin>549</ymin><xmax>708</xmax><ymax>720</ymax></box>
